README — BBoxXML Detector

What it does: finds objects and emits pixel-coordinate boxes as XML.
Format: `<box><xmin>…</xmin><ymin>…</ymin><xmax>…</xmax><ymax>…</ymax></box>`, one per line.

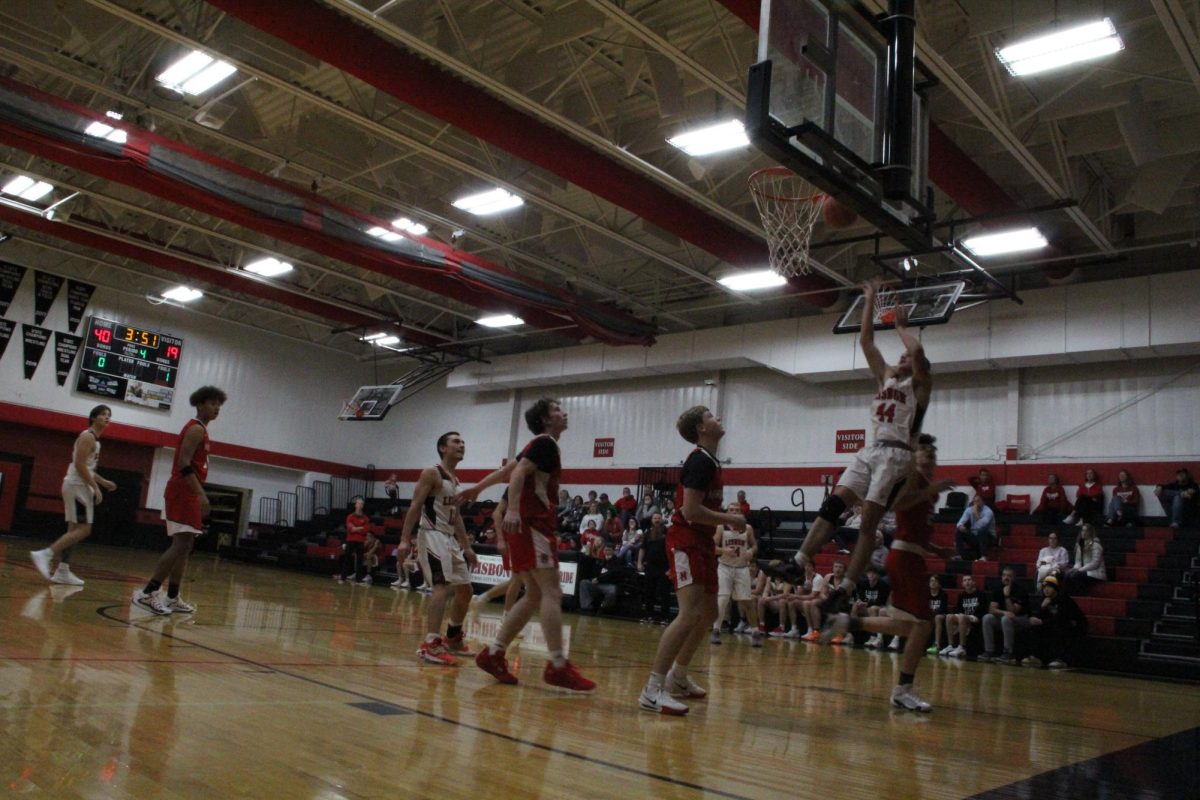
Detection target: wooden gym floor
<box><xmin>2</xmin><ymin>537</ymin><xmax>1197</xmax><ymax>799</ymax></box>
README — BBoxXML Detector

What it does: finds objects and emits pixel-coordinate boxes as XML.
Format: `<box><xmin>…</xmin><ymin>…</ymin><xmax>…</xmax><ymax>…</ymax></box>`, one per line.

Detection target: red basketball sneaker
<box><xmin>417</xmin><ymin>637</ymin><xmax>458</xmax><ymax>666</ymax></box>
<box><xmin>445</xmin><ymin>632</ymin><xmax>474</xmax><ymax>657</ymax></box>
<box><xmin>475</xmin><ymin>647</ymin><xmax>518</xmax><ymax>685</ymax></box>
<box><xmin>543</xmin><ymin>660</ymin><xmax>596</xmax><ymax>692</ymax></box>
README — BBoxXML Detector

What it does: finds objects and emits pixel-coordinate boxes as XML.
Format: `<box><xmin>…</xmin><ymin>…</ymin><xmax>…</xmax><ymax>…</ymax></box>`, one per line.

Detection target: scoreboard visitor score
<box><xmin>75</xmin><ymin>317</ymin><xmax>184</xmax><ymax>410</ymax></box>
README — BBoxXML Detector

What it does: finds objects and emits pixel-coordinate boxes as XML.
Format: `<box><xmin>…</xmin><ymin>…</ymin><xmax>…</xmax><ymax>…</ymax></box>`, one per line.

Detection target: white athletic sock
<box><xmin>670</xmin><ymin>663</ymin><xmax>687</xmax><ymax>680</ymax></box>
<box><xmin>424</xmin><ymin>633</ymin><xmax>440</xmax><ymax>644</ymax></box>
<box><xmin>489</xmin><ymin>641</ymin><xmax>506</xmax><ymax>655</ymax></box>
<box><xmin>647</xmin><ymin>672</ymin><xmax>665</xmax><ymax>691</ymax></box>
<box><xmin>549</xmin><ymin>650</ymin><xmax>567</xmax><ymax>668</ymax></box>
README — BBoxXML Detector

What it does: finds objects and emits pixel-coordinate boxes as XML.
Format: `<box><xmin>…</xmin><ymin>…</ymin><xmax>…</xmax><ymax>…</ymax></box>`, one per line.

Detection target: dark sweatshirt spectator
<box><xmin>1035</xmin><ymin>474</ymin><xmax>1073</xmax><ymax>525</ymax></box>
<box><xmin>1026</xmin><ymin>575</ymin><xmax>1087</xmax><ymax>669</ymax></box>
<box><xmin>968</xmin><ymin>468</ymin><xmax>997</xmax><ymax>508</ymax></box>
<box><xmin>1065</xmin><ymin>469</ymin><xmax>1103</xmax><ymax>526</ymax></box>
<box><xmin>1155</xmin><ymin>468</ymin><xmax>1199</xmax><ymax>529</ymax></box>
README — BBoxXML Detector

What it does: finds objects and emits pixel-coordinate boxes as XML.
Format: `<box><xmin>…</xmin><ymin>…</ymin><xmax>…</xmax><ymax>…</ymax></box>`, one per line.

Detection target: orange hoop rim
<box><xmin>747</xmin><ymin>166</ymin><xmax>824</xmax><ymax>204</ymax></box>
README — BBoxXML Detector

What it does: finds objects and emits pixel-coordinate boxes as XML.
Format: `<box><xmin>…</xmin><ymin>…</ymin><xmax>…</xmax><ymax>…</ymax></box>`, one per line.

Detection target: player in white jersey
<box><xmin>712</xmin><ymin>504</ymin><xmax>763</xmax><ymax>647</ymax></box>
<box><xmin>796</xmin><ymin>279</ymin><xmax>932</xmax><ymax>613</ymax></box>
<box><xmin>399</xmin><ymin>431</ymin><xmax>478</xmax><ymax>666</ymax></box>
<box><xmin>30</xmin><ymin>405</ymin><xmax>118</xmax><ymax>586</ymax></box>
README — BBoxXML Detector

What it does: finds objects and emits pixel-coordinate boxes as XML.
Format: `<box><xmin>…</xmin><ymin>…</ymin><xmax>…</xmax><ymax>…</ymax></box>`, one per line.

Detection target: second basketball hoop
<box><xmin>748</xmin><ymin>166</ymin><xmax>826</xmax><ymax>278</ymax></box>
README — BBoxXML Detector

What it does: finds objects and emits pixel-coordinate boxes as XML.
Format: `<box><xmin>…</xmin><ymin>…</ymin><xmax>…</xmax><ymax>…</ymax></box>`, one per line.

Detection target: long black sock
<box><xmin>446</xmin><ymin>623</ymin><xmax>463</xmax><ymax>640</ymax></box>
<box><xmin>143</xmin><ymin>579</ymin><xmax>162</xmax><ymax>595</ymax></box>
<box><xmin>167</xmin><ymin>582</ymin><xmax>180</xmax><ymax>599</ymax></box>
<box><xmin>899</xmin><ymin>671</ymin><xmax>915</xmax><ymax>686</ymax></box>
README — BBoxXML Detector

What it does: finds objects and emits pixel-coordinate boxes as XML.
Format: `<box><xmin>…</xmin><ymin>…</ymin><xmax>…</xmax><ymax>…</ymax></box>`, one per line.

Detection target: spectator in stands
<box><xmin>1035</xmin><ymin>474</ymin><xmax>1073</xmax><ymax>525</ymax></box>
<box><xmin>338</xmin><ymin>497</ymin><xmax>370</xmax><ymax>584</ymax></box>
<box><xmin>598</xmin><ymin>492</ymin><xmax>617</xmax><ymax>519</ymax></box>
<box><xmin>1065</xmin><ymin>469</ymin><xmax>1103</xmax><ymax>526</ymax></box>
<box><xmin>587</xmin><ymin>490</ymin><xmax>598</xmax><ymax>505</ymax></box>
<box><xmin>635</xmin><ymin>492</ymin><xmax>659</xmax><ymax>529</ymax></box>
<box><xmin>615</xmin><ymin>486</ymin><xmax>638</xmax><ymax>525</ymax></box>
<box><xmin>556</xmin><ymin>489</ymin><xmax>572</xmax><ymax>516</ymax></box>
<box><xmin>759</xmin><ymin>575</ymin><xmax>795</xmax><ymax>638</ymax></box>
<box><xmin>829</xmin><ymin>503</ymin><xmax>861</xmax><ymax>554</ymax></box>
<box><xmin>361</xmin><ymin>531</ymin><xmax>380</xmax><ymax>585</ymax></box>
<box><xmin>616</xmin><ymin>517</ymin><xmax>644</xmax><ymax>566</ymax></box>
<box><xmin>968</xmin><ymin>467</ymin><xmax>997</xmax><ymax>508</ymax></box>
<box><xmin>788</xmin><ymin>560</ymin><xmax>824</xmax><ymax>637</ymax></box>
<box><xmin>1065</xmin><ymin>523</ymin><xmax>1106</xmax><ymax>595</ymax></box>
<box><xmin>578</xmin><ymin>501</ymin><xmax>604</xmax><ymax>538</ymax></box>
<box><xmin>558</xmin><ymin>495</ymin><xmax>584</xmax><ymax>534</ymax></box>
<box><xmin>800</xmin><ymin>561</ymin><xmax>845</xmax><ymax>642</ymax></box>
<box><xmin>1107</xmin><ymin>470</ymin><xmax>1141</xmax><ymax>527</ymax></box>
<box><xmin>1155</xmin><ymin>468</ymin><xmax>1199</xmax><ymax>529</ymax></box>
<box><xmin>926</xmin><ymin>575</ymin><xmax>949</xmax><ymax>655</ymax></box>
<box><xmin>736</xmin><ymin>490</ymin><xmax>751</xmax><ymax>517</ymax></box>
<box><xmin>580</xmin><ymin>519</ymin><xmax>605</xmax><ymax>557</ymax></box>
<box><xmin>638</xmin><ymin>512</ymin><xmax>671</xmax><ymax>623</ymax></box>
<box><xmin>869</xmin><ymin>530</ymin><xmax>889</xmax><ymax>575</ymax></box>
<box><xmin>1025</xmin><ymin>575</ymin><xmax>1087</xmax><ymax>669</ymax></box>
<box><xmin>383</xmin><ymin>474</ymin><xmax>399</xmax><ymax>514</ymax></box>
<box><xmin>579</xmin><ymin>546</ymin><xmax>637</xmax><ymax>615</ymax></box>
<box><xmin>662</xmin><ymin>497</ymin><xmax>677</xmax><ymax>521</ymax></box>
<box><xmin>955</xmin><ymin>495</ymin><xmax>996</xmax><ymax>561</ymax></box>
<box><xmin>1035</xmin><ymin>530</ymin><xmax>1070</xmax><ymax>585</ymax></box>
<box><xmin>980</xmin><ymin>566</ymin><xmax>1030</xmax><ymax>665</ymax></box>
<box><xmin>941</xmin><ymin>574</ymin><xmax>984</xmax><ymax>658</ymax></box>
<box><xmin>856</xmin><ymin>566</ymin><xmax>891</xmax><ymax>648</ymax></box>
<box><xmin>603</xmin><ymin>509</ymin><xmax>624</xmax><ymax>544</ymax></box>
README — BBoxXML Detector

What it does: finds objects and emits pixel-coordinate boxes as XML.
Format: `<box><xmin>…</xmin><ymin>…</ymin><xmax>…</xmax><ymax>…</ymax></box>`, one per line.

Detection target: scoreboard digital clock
<box><xmin>75</xmin><ymin>317</ymin><xmax>184</xmax><ymax>410</ymax></box>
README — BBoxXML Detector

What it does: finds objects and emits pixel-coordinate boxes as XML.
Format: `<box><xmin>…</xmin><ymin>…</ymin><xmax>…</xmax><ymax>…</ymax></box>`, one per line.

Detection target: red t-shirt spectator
<box><xmin>604</xmin><ymin>515</ymin><xmax>623</xmax><ymax>540</ymax></box>
<box><xmin>1076</xmin><ymin>482</ymin><xmax>1103</xmax><ymax>502</ymax></box>
<box><xmin>345</xmin><ymin>513</ymin><xmax>371</xmax><ymax>543</ymax></box>
<box><xmin>1113</xmin><ymin>482</ymin><xmax>1140</xmax><ymax>507</ymax></box>
<box><xmin>1035</xmin><ymin>486</ymin><xmax>1072</xmax><ymax>515</ymax></box>
<box><xmin>969</xmin><ymin>475</ymin><xmax>996</xmax><ymax>507</ymax></box>
<box><xmin>615</xmin><ymin>494</ymin><xmax>637</xmax><ymax>516</ymax></box>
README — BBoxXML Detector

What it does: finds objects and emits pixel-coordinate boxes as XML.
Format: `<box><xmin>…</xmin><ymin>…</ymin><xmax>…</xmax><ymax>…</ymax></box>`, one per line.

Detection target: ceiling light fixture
<box><xmin>161</xmin><ymin>285</ymin><xmax>203</xmax><ymax>303</ymax></box>
<box><xmin>667</xmin><ymin>119</ymin><xmax>750</xmax><ymax>156</ymax></box>
<box><xmin>961</xmin><ymin>227</ymin><xmax>1048</xmax><ymax>257</ymax></box>
<box><xmin>242</xmin><ymin>257</ymin><xmax>294</xmax><ymax>277</ymax></box>
<box><xmin>393</xmin><ymin>217</ymin><xmax>429</xmax><ymax>236</ymax></box>
<box><xmin>366</xmin><ymin>225</ymin><xmax>404</xmax><ymax>243</ymax></box>
<box><xmin>995</xmin><ymin>18</ymin><xmax>1123</xmax><ymax>77</ymax></box>
<box><xmin>452</xmin><ymin>188</ymin><xmax>524</xmax><ymax>216</ymax></box>
<box><xmin>475</xmin><ymin>313</ymin><xmax>524</xmax><ymax>328</ymax></box>
<box><xmin>374</xmin><ymin>335</ymin><xmax>402</xmax><ymax>346</ymax></box>
<box><xmin>156</xmin><ymin>50</ymin><xmax>238</xmax><ymax>95</ymax></box>
<box><xmin>84</xmin><ymin>117</ymin><xmax>128</xmax><ymax>144</ymax></box>
<box><xmin>2</xmin><ymin>175</ymin><xmax>54</xmax><ymax>202</ymax></box>
<box><xmin>717</xmin><ymin>269</ymin><xmax>788</xmax><ymax>291</ymax></box>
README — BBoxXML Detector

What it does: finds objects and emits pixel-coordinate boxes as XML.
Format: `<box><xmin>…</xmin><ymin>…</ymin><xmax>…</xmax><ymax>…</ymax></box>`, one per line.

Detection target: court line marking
<box><xmin>95</xmin><ymin>604</ymin><xmax>753</xmax><ymax>800</ymax></box>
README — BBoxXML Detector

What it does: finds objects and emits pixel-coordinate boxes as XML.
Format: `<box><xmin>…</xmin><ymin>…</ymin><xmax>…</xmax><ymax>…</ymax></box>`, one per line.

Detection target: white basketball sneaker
<box><xmin>131</xmin><ymin>590</ymin><xmax>171</xmax><ymax>616</ymax></box>
<box><xmin>639</xmin><ymin>685</ymin><xmax>688</xmax><ymax>716</ymax></box>
<box><xmin>891</xmin><ymin>683</ymin><xmax>932</xmax><ymax>713</ymax></box>
<box><xmin>164</xmin><ymin>595</ymin><xmax>196</xmax><ymax>614</ymax></box>
<box><xmin>30</xmin><ymin>548</ymin><xmax>53</xmax><ymax>580</ymax></box>
<box><xmin>665</xmin><ymin>670</ymin><xmax>707</xmax><ymax>699</ymax></box>
<box><xmin>51</xmin><ymin>563</ymin><xmax>85</xmax><ymax>586</ymax></box>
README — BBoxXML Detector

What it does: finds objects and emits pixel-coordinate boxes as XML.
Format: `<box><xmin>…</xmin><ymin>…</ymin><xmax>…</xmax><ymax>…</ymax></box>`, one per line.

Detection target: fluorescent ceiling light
<box><xmin>366</xmin><ymin>225</ymin><xmax>404</xmax><ymax>242</ymax></box>
<box><xmin>162</xmin><ymin>285</ymin><xmax>203</xmax><ymax>302</ymax></box>
<box><xmin>718</xmin><ymin>269</ymin><xmax>788</xmax><ymax>291</ymax></box>
<box><xmin>242</xmin><ymin>257</ymin><xmax>293</xmax><ymax>277</ymax></box>
<box><xmin>157</xmin><ymin>50</ymin><xmax>237</xmax><ymax>95</ymax></box>
<box><xmin>476</xmin><ymin>313</ymin><xmax>524</xmax><ymax>328</ymax></box>
<box><xmin>84</xmin><ymin>121</ymin><xmax>128</xmax><ymax>144</ymax></box>
<box><xmin>393</xmin><ymin>217</ymin><xmax>428</xmax><ymax>236</ymax></box>
<box><xmin>996</xmin><ymin>19</ymin><xmax>1123</xmax><ymax>77</ymax></box>
<box><xmin>667</xmin><ymin>119</ymin><xmax>750</xmax><ymax>156</ymax></box>
<box><xmin>2</xmin><ymin>176</ymin><xmax>53</xmax><ymax>202</ymax></box>
<box><xmin>961</xmin><ymin>227</ymin><xmax>1048</xmax><ymax>257</ymax></box>
<box><xmin>360</xmin><ymin>332</ymin><xmax>388</xmax><ymax>341</ymax></box>
<box><xmin>374</xmin><ymin>335</ymin><xmax>402</xmax><ymax>346</ymax></box>
<box><xmin>452</xmin><ymin>188</ymin><xmax>524</xmax><ymax>216</ymax></box>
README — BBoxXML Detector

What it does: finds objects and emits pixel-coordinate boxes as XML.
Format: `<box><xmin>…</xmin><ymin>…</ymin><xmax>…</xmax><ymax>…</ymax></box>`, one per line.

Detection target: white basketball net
<box><xmin>873</xmin><ymin>287</ymin><xmax>901</xmax><ymax>322</ymax></box>
<box><xmin>748</xmin><ymin>167</ymin><xmax>825</xmax><ymax>278</ymax></box>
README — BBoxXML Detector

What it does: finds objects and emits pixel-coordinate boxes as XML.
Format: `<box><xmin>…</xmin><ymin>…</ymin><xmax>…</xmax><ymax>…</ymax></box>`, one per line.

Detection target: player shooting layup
<box><xmin>797</xmin><ymin>279</ymin><xmax>931</xmax><ymax>609</ymax></box>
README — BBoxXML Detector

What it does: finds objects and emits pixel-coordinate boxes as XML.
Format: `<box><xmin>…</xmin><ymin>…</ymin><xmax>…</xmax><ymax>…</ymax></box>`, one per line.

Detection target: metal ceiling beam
<box><xmin>82</xmin><ymin>0</ymin><xmax>754</xmax><ymax>306</ymax></box>
<box><xmin>1151</xmin><ymin>0</ymin><xmax>1200</xmax><ymax>98</ymax></box>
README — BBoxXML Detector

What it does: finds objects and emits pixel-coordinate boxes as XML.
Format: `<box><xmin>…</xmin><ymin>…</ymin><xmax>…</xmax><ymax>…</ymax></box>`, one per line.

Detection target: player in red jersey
<box><xmin>131</xmin><ymin>386</ymin><xmax>226</xmax><ymax>616</ymax></box>
<box><xmin>824</xmin><ymin>433</ymin><xmax>954</xmax><ymax>712</ymax></box>
<box><xmin>460</xmin><ymin>398</ymin><xmax>594</xmax><ymax>691</ymax></box>
<box><xmin>639</xmin><ymin>406</ymin><xmax>745</xmax><ymax>716</ymax></box>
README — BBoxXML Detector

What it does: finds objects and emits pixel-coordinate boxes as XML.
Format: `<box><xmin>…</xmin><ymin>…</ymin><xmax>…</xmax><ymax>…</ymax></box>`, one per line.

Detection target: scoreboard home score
<box><xmin>75</xmin><ymin>316</ymin><xmax>184</xmax><ymax>411</ymax></box>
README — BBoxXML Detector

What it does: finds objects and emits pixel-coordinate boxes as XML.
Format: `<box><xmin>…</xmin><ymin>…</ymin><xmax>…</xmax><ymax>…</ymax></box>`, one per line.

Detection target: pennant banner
<box><xmin>33</xmin><ymin>271</ymin><xmax>63</xmax><ymax>326</ymax></box>
<box><xmin>21</xmin><ymin>323</ymin><xmax>49</xmax><ymax>379</ymax></box>
<box><xmin>53</xmin><ymin>331</ymin><xmax>82</xmax><ymax>386</ymax></box>
<box><xmin>0</xmin><ymin>261</ymin><xmax>24</xmax><ymax>317</ymax></box>
<box><xmin>65</xmin><ymin>280</ymin><xmax>95</xmax><ymax>333</ymax></box>
<box><xmin>0</xmin><ymin>318</ymin><xmax>14</xmax><ymax>362</ymax></box>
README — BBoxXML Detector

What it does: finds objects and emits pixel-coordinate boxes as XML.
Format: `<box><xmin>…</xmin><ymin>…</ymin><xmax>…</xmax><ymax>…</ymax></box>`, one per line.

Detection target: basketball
<box><xmin>355</xmin><ymin>408</ymin><xmax>364</xmax><ymax>418</ymax></box>
<box><xmin>822</xmin><ymin>195</ymin><xmax>858</xmax><ymax>229</ymax></box>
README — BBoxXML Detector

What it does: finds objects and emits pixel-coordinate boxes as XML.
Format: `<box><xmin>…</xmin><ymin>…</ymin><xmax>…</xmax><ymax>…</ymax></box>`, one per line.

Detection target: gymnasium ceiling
<box><xmin>0</xmin><ymin>0</ymin><xmax>1197</xmax><ymax>363</ymax></box>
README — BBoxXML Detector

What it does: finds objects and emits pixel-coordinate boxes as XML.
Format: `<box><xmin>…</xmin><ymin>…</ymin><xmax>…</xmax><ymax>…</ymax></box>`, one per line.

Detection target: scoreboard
<box><xmin>75</xmin><ymin>317</ymin><xmax>184</xmax><ymax>410</ymax></box>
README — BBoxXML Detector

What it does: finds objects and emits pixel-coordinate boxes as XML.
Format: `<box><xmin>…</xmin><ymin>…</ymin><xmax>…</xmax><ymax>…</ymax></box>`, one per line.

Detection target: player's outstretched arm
<box><xmin>859</xmin><ymin>279</ymin><xmax>888</xmax><ymax>384</ymax></box>
<box><xmin>894</xmin><ymin>305</ymin><xmax>932</xmax><ymax>403</ymax></box>
<box><xmin>399</xmin><ymin>467</ymin><xmax>437</xmax><ymax>554</ymax></box>
<box><xmin>453</xmin><ymin>459</ymin><xmax>517</xmax><ymax>504</ymax></box>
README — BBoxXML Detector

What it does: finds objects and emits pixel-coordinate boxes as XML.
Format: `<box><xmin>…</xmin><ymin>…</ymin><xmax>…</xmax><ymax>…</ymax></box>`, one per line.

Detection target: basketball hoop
<box><xmin>748</xmin><ymin>167</ymin><xmax>825</xmax><ymax>278</ymax></box>
<box><xmin>873</xmin><ymin>286</ymin><xmax>900</xmax><ymax>325</ymax></box>
<box><xmin>340</xmin><ymin>397</ymin><xmax>363</xmax><ymax>420</ymax></box>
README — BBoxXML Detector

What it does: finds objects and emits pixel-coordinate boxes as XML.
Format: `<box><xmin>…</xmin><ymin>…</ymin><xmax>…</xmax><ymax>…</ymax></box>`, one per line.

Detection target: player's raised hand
<box><xmin>451</xmin><ymin>486</ymin><xmax>478</xmax><ymax>505</ymax></box>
